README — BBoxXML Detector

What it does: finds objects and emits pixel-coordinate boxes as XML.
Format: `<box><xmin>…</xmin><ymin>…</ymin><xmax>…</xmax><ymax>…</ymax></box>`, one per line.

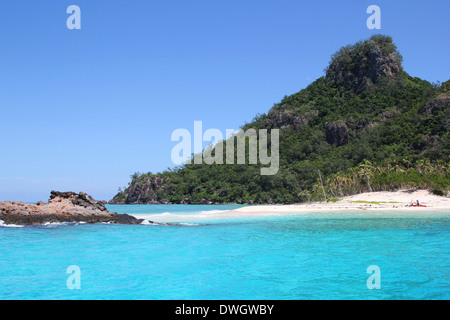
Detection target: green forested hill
<box><xmin>111</xmin><ymin>35</ymin><xmax>449</xmax><ymax>204</ymax></box>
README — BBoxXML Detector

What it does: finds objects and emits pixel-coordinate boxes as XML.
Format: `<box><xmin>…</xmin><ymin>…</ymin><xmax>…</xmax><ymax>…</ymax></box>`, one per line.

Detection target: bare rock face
<box><xmin>267</xmin><ymin>107</ymin><xmax>295</xmax><ymax>129</ymax></box>
<box><xmin>326</xmin><ymin>35</ymin><xmax>403</xmax><ymax>93</ymax></box>
<box><xmin>293</xmin><ymin>115</ymin><xmax>309</xmax><ymax>130</ymax></box>
<box><xmin>110</xmin><ymin>176</ymin><xmax>169</xmax><ymax>204</ymax></box>
<box><xmin>265</xmin><ymin>106</ymin><xmax>318</xmax><ymax>131</ymax></box>
<box><xmin>0</xmin><ymin>191</ymin><xmax>145</xmax><ymax>226</ymax></box>
<box><xmin>325</xmin><ymin>120</ymin><xmax>350</xmax><ymax>146</ymax></box>
<box><xmin>49</xmin><ymin>191</ymin><xmax>108</xmax><ymax>212</ymax></box>
<box><xmin>425</xmin><ymin>96</ymin><xmax>450</xmax><ymax>115</ymax></box>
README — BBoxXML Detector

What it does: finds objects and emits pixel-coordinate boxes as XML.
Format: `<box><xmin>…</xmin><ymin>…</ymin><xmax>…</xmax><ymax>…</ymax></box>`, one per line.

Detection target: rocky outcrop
<box><xmin>265</xmin><ymin>106</ymin><xmax>318</xmax><ymax>130</ymax></box>
<box><xmin>49</xmin><ymin>191</ymin><xmax>109</xmax><ymax>212</ymax></box>
<box><xmin>326</xmin><ymin>35</ymin><xmax>403</xmax><ymax>93</ymax></box>
<box><xmin>0</xmin><ymin>191</ymin><xmax>145</xmax><ymax>226</ymax></box>
<box><xmin>325</xmin><ymin>120</ymin><xmax>350</xmax><ymax>146</ymax></box>
<box><xmin>110</xmin><ymin>176</ymin><xmax>169</xmax><ymax>204</ymax></box>
<box><xmin>267</xmin><ymin>107</ymin><xmax>295</xmax><ymax>129</ymax></box>
<box><xmin>425</xmin><ymin>96</ymin><xmax>450</xmax><ymax>115</ymax></box>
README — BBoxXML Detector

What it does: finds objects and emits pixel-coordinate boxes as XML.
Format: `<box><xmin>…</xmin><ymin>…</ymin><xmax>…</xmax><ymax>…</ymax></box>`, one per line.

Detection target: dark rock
<box><xmin>381</xmin><ymin>108</ymin><xmax>401</xmax><ymax>121</ymax></box>
<box><xmin>50</xmin><ymin>190</ymin><xmax>108</xmax><ymax>212</ymax></box>
<box><xmin>116</xmin><ymin>176</ymin><xmax>169</xmax><ymax>204</ymax></box>
<box><xmin>325</xmin><ymin>120</ymin><xmax>350</xmax><ymax>146</ymax></box>
<box><xmin>293</xmin><ymin>115</ymin><xmax>309</xmax><ymax>130</ymax></box>
<box><xmin>180</xmin><ymin>198</ymin><xmax>191</xmax><ymax>204</ymax></box>
<box><xmin>425</xmin><ymin>96</ymin><xmax>450</xmax><ymax>115</ymax></box>
<box><xmin>268</xmin><ymin>108</ymin><xmax>295</xmax><ymax>128</ymax></box>
<box><xmin>0</xmin><ymin>191</ymin><xmax>147</xmax><ymax>226</ymax></box>
<box><xmin>326</xmin><ymin>35</ymin><xmax>403</xmax><ymax>93</ymax></box>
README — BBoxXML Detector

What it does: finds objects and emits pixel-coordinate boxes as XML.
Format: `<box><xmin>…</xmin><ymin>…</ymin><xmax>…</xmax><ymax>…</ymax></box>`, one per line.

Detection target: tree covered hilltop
<box><xmin>111</xmin><ymin>35</ymin><xmax>449</xmax><ymax>204</ymax></box>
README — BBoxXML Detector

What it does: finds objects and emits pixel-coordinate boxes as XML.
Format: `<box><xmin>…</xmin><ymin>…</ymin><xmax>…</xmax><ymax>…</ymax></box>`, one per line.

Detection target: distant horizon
<box><xmin>1</xmin><ymin>0</ymin><xmax>449</xmax><ymax>202</ymax></box>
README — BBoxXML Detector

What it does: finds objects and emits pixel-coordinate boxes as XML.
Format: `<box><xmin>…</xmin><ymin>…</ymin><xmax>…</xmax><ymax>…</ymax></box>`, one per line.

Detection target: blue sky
<box><xmin>0</xmin><ymin>0</ymin><xmax>449</xmax><ymax>202</ymax></box>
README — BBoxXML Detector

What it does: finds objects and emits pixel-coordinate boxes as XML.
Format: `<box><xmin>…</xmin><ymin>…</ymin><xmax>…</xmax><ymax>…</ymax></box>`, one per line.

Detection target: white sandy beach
<box><xmin>129</xmin><ymin>190</ymin><xmax>450</xmax><ymax>224</ymax></box>
<box><xmin>229</xmin><ymin>190</ymin><xmax>450</xmax><ymax>215</ymax></box>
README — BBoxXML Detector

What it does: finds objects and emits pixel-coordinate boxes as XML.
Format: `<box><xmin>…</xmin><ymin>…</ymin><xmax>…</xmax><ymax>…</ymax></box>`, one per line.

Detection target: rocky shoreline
<box><xmin>0</xmin><ymin>191</ymin><xmax>145</xmax><ymax>226</ymax></box>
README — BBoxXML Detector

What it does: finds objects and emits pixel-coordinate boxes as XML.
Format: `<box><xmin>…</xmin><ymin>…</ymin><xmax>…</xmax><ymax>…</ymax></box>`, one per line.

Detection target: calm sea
<box><xmin>1</xmin><ymin>204</ymin><xmax>449</xmax><ymax>299</ymax></box>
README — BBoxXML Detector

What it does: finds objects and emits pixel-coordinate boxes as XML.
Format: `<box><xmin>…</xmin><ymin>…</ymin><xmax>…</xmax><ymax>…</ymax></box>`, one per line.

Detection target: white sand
<box><xmin>228</xmin><ymin>190</ymin><xmax>450</xmax><ymax>215</ymax></box>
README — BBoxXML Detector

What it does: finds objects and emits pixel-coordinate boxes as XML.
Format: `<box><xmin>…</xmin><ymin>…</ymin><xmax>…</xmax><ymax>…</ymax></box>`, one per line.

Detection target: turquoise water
<box><xmin>1</xmin><ymin>205</ymin><xmax>449</xmax><ymax>300</ymax></box>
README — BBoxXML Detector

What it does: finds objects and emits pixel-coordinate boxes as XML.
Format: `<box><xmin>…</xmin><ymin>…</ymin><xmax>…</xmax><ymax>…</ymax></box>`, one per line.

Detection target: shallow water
<box><xmin>1</xmin><ymin>205</ymin><xmax>449</xmax><ymax>299</ymax></box>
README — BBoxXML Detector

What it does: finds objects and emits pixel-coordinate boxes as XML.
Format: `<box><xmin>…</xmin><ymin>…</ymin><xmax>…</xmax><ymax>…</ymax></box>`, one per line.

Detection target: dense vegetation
<box><xmin>112</xmin><ymin>35</ymin><xmax>449</xmax><ymax>204</ymax></box>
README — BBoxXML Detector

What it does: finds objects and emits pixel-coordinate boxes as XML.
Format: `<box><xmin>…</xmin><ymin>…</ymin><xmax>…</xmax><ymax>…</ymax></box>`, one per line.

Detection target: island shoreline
<box><xmin>224</xmin><ymin>190</ymin><xmax>450</xmax><ymax>215</ymax></box>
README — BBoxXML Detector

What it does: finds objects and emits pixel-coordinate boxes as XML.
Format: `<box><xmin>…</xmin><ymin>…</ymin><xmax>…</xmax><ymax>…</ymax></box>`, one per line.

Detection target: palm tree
<box><xmin>416</xmin><ymin>159</ymin><xmax>432</xmax><ymax>174</ymax></box>
<box><xmin>384</xmin><ymin>158</ymin><xmax>393</xmax><ymax>174</ymax></box>
<box><xmin>334</xmin><ymin>175</ymin><xmax>345</xmax><ymax>197</ymax></box>
<box><xmin>402</xmin><ymin>158</ymin><xmax>412</xmax><ymax>170</ymax></box>
<box><xmin>342</xmin><ymin>174</ymin><xmax>354</xmax><ymax>196</ymax></box>
<box><xmin>317</xmin><ymin>170</ymin><xmax>328</xmax><ymax>201</ymax></box>
<box><xmin>348</xmin><ymin>167</ymin><xmax>361</xmax><ymax>193</ymax></box>
<box><xmin>358</xmin><ymin>160</ymin><xmax>375</xmax><ymax>192</ymax></box>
